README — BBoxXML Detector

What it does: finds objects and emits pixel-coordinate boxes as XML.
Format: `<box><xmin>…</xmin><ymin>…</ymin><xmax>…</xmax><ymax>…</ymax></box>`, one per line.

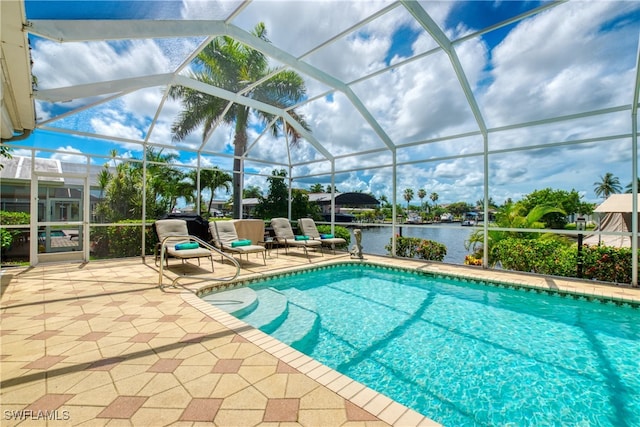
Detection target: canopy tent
<box><xmin>584</xmin><ymin>194</ymin><xmax>640</xmax><ymax>248</ymax></box>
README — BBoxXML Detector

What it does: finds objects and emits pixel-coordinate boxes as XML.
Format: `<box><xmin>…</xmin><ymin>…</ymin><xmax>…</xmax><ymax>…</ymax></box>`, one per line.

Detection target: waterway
<box><xmin>348</xmin><ymin>223</ymin><xmax>475</xmax><ymax>264</ymax></box>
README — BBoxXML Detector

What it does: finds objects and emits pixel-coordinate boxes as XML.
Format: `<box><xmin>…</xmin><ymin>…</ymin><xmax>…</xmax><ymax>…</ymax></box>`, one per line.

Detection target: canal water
<box><xmin>349</xmin><ymin>224</ymin><xmax>475</xmax><ymax>264</ymax></box>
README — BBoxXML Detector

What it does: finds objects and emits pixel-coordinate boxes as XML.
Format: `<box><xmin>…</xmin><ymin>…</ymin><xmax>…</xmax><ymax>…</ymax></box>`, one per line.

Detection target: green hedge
<box><xmin>492</xmin><ymin>238</ymin><xmax>634</xmax><ymax>284</ymax></box>
<box><xmin>0</xmin><ymin>211</ymin><xmax>30</xmax><ymax>250</ymax></box>
<box><xmin>91</xmin><ymin>221</ymin><xmax>157</xmax><ymax>258</ymax></box>
<box><xmin>385</xmin><ymin>236</ymin><xmax>447</xmax><ymax>262</ymax></box>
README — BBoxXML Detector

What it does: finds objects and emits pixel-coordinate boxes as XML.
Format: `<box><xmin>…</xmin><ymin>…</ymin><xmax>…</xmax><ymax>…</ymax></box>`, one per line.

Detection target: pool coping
<box><xmin>182</xmin><ymin>258</ymin><xmax>640</xmax><ymax>427</ymax></box>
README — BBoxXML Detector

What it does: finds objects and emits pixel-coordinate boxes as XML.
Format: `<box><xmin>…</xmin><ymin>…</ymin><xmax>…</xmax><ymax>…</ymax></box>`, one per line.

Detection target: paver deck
<box><xmin>2</xmin><ymin>249</ymin><xmax>639</xmax><ymax>426</ymax></box>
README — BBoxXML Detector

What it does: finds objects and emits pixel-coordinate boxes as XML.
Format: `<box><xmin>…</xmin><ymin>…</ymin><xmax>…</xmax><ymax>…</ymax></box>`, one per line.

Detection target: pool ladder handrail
<box><xmin>157</xmin><ymin>234</ymin><xmax>240</xmax><ymax>288</ymax></box>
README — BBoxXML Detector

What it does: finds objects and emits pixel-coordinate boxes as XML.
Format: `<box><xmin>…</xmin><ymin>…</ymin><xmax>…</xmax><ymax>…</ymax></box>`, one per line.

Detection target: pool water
<box><xmin>206</xmin><ymin>264</ymin><xmax>640</xmax><ymax>426</ymax></box>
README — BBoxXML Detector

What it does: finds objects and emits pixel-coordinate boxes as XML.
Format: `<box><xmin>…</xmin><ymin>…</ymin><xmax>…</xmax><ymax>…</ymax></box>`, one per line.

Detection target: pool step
<box><xmin>240</xmin><ymin>288</ymin><xmax>288</xmax><ymax>333</ymax></box>
<box><xmin>271</xmin><ymin>289</ymin><xmax>320</xmax><ymax>352</ymax></box>
<box><xmin>201</xmin><ymin>287</ymin><xmax>257</xmax><ymax>317</ymax></box>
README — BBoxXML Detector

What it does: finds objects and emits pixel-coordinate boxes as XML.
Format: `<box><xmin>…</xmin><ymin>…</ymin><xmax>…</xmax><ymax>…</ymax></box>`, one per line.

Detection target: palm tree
<box><xmin>417</xmin><ymin>189</ymin><xmax>426</xmax><ymax>209</ymax></box>
<box><xmin>97</xmin><ymin>167</ymin><xmax>111</xmax><ymax>200</ymax></box>
<box><xmin>243</xmin><ymin>186</ymin><xmax>263</xmax><ymax>198</ymax></box>
<box><xmin>170</xmin><ymin>23</ymin><xmax>310</xmax><ymax>218</ymax></box>
<box><xmin>593</xmin><ymin>172</ymin><xmax>622</xmax><ymax>200</ymax></box>
<box><xmin>466</xmin><ymin>203</ymin><xmax>566</xmax><ymax>266</ymax></box>
<box><xmin>625</xmin><ymin>178</ymin><xmax>640</xmax><ymax>193</ymax></box>
<box><xmin>403</xmin><ymin>188</ymin><xmax>414</xmax><ymax>210</ymax></box>
<box><xmin>192</xmin><ymin>168</ymin><xmax>232</xmax><ymax>216</ymax></box>
<box><xmin>430</xmin><ymin>192</ymin><xmax>439</xmax><ymax>206</ymax></box>
<box><xmin>310</xmin><ymin>183</ymin><xmax>324</xmax><ymax>193</ymax></box>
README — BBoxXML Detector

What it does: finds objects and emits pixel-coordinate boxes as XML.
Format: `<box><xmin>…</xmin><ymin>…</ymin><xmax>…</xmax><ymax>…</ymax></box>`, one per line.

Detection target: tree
<box><xmin>326</xmin><ymin>184</ymin><xmax>339</xmax><ymax>193</ymax></box>
<box><xmin>430</xmin><ymin>192</ymin><xmax>439</xmax><ymax>206</ymax></box>
<box><xmin>95</xmin><ymin>149</ymin><xmax>190</xmax><ymax>221</ymax></box>
<box><xmin>190</xmin><ymin>167</ymin><xmax>232</xmax><ymax>216</ymax></box>
<box><xmin>0</xmin><ymin>144</ymin><xmax>12</xmax><ymax>170</ymax></box>
<box><xmin>447</xmin><ymin>202</ymin><xmax>474</xmax><ymax>217</ymax></box>
<box><xmin>97</xmin><ymin>167</ymin><xmax>111</xmax><ymax>200</ymax></box>
<box><xmin>254</xmin><ymin>169</ymin><xmax>289</xmax><ymax>219</ymax></box>
<box><xmin>625</xmin><ymin>178</ymin><xmax>640</xmax><ymax>193</ymax></box>
<box><xmin>594</xmin><ymin>172</ymin><xmax>622</xmax><ymax>200</ymax></box>
<box><xmin>291</xmin><ymin>189</ymin><xmax>322</xmax><ymax>221</ymax></box>
<box><xmin>310</xmin><ymin>183</ymin><xmax>324</xmax><ymax>193</ymax></box>
<box><xmin>170</xmin><ymin>23</ymin><xmax>310</xmax><ymax>219</ymax></box>
<box><xmin>403</xmin><ymin>188</ymin><xmax>414</xmax><ymax>209</ymax></box>
<box><xmin>518</xmin><ymin>188</ymin><xmax>593</xmax><ymax>229</ymax></box>
<box><xmin>243</xmin><ymin>186</ymin><xmax>262</xmax><ymax>198</ymax></box>
<box><xmin>466</xmin><ymin>202</ymin><xmax>566</xmax><ymax>266</ymax></box>
<box><xmin>476</xmin><ymin>197</ymin><xmax>498</xmax><ymax>210</ymax></box>
<box><xmin>142</xmin><ymin>148</ymin><xmax>188</xmax><ymax>217</ymax></box>
<box><xmin>417</xmin><ymin>189</ymin><xmax>426</xmax><ymax>209</ymax></box>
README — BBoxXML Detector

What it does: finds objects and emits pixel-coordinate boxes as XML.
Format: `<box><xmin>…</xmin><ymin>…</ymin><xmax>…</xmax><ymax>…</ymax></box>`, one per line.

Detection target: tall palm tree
<box><xmin>430</xmin><ymin>192</ymin><xmax>439</xmax><ymax>206</ymax></box>
<box><xmin>593</xmin><ymin>172</ymin><xmax>622</xmax><ymax>200</ymax></box>
<box><xmin>417</xmin><ymin>188</ymin><xmax>426</xmax><ymax>209</ymax></box>
<box><xmin>403</xmin><ymin>188</ymin><xmax>414</xmax><ymax>210</ymax></box>
<box><xmin>170</xmin><ymin>23</ymin><xmax>310</xmax><ymax>218</ymax></box>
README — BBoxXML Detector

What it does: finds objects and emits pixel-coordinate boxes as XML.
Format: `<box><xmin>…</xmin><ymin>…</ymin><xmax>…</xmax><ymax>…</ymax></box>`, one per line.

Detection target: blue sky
<box><xmin>16</xmin><ymin>0</ymin><xmax>640</xmax><ymax>206</ymax></box>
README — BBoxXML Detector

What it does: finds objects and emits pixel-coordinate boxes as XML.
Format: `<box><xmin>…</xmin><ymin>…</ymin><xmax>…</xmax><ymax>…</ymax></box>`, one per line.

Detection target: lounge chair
<box><xmin>210</xmin><ymin>220</ymin><xmax>266</xmax><ymax>265</ymax></box>
<box><xmin>270</xmin><ymin>217</ymin><xmax>322</xmax><ymax>261</ymax></box>
<box><xmin>298</xmin><ymin>218</ymin><xmax>346</xmax><ymax>254</ymax></box>
<box><xmin>154</xmin><ymin>219</ymin><xmax>214</xmax><ymax>271</ymax></box>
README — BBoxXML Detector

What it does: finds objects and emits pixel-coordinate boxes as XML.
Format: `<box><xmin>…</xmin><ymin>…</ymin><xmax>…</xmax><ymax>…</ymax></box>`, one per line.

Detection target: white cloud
<box><xmin>50</xmin><ymin>146</ymin><xmax>88</xmax><ymax>163</ymax></box>
<box><xmin>24</xmin><ymin>0</ymin><xmax>639</xmax><ymax>208</ymax></box>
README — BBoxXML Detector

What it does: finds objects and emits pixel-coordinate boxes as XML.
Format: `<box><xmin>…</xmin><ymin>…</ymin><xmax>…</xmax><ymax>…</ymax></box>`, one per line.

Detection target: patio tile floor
<box><xmin>2</xmin><ymin>249</ymin><xmax>639</xmax><ymax>426</ymax></box>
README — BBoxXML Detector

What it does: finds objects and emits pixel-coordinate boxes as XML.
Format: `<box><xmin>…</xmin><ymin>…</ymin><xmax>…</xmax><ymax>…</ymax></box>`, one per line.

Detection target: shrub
<box><xmin>492</xmin><ymin>238</ymin><xmax>575</xmax><ymax>276</ymax></box>
<box><xmin>0</xmin><ymin>211</ymin><xmax>30</xmax><ymax>250</ymax></box>
<box><xmin>91</xmin><ymin>221</ymin><xmax>157</xmax><ymax>259</ymax></box>
<box><xmin>492</xmin><ymin>238</ymin><xmax>634</xmax><ymax>284</ymax></box>
<box><xmin>464</xmin><ymin>255</ymin><xmax>482</xmax><ymax>266</ymax></box>
<box><xmin>385</xmin><ymin>236</ymin><xmax>446</xmax><ymax>262</ymax></box>
<box><xmin>583</xmin><ymin>245</ymin><xmax>632</xmax><ymax>284</ymax></box>
<box><xmin>316</xmin><ymin>224</ymin><xmax>350</xmax><ymax>248</ymax></box>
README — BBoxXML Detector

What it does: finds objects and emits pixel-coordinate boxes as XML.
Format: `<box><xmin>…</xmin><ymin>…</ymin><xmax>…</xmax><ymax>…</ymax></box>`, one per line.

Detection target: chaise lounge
<box><xmin>210</xmin><ymin>220</ymin><xmax>266</xmax><ymax>265</ymax></box>
<box><xmin>154</xmin><ymin>219</ymin><xmax>214</xmax><ymax>271</ymax></box>
<box><xmin>270</xmin><ymin>217</ymin><xmax>322</xmax><ymax>262</ymax></box>
<box><xmin>298</xmin><ymin>217</ymin><xmax>347</xmax><ymax>254</ymax></box>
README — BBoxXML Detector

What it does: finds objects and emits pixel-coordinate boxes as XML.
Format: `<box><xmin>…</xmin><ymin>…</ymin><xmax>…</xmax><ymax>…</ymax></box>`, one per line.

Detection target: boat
<box><xmin>406</xmin><ymin>213</ymin><xmax>423</xmax><ymax>224</ymax></box>
<box><xmin>440</xmin><ymin>213</ymin><xmax>453</xmax><ymax>223</ymax></box>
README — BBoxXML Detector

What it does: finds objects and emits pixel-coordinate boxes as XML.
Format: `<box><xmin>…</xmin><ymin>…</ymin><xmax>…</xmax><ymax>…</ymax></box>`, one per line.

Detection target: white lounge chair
<box><xmin>270</xmin><ymin>217</ymin><xmax>322</xmax><ymax>261</ymax></box>
<box><xmin>210</xmin><ymin>221</ymin><xmax>266</xmax><ymax>265</ymax></box>
<box><xmin>298</xmin><ymin>218</ymin><xmax>347</xmax><ymax>254</ymax></box>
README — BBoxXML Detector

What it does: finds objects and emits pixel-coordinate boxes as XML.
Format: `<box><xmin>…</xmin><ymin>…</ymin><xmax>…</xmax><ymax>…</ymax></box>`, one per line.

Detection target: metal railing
<box><xmin>157</xmin><ymin>234</ymin><xmax>240</xmax><ymax>288</ymax></box>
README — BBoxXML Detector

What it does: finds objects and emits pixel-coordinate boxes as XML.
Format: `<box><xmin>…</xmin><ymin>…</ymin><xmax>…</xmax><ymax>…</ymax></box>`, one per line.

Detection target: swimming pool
<box><xmin>202</xmin><ymin>263</ymin><xmax>640</xmax><ymax>426</ymax></box>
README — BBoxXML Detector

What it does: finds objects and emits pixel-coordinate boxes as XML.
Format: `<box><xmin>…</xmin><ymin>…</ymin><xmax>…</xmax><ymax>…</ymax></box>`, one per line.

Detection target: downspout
<box><xmin>1</xmin><ymin>128</ymin><xmax>32</xmax><ymax>142</ymax></box>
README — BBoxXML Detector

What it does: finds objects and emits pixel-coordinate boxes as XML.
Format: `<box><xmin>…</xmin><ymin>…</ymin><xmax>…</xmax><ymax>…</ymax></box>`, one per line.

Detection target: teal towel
<box><xmin>175</xmin><ymin>242</ymin><xmax>199</xmax><ymax>250</ymax></box>
<box><xmin>320</xmin><ymin>234</ymin><xmax>334</xmax><ymax>239</ymax></box>
<box><xmin>231</xmin><ymin>239</ymin><xmax>251</xmax><ymax>247</ymax></box>
<box><xmin>294</xmin><ymin>235</ymin><xmax>310</xmax><ymax>241</ymax></box>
